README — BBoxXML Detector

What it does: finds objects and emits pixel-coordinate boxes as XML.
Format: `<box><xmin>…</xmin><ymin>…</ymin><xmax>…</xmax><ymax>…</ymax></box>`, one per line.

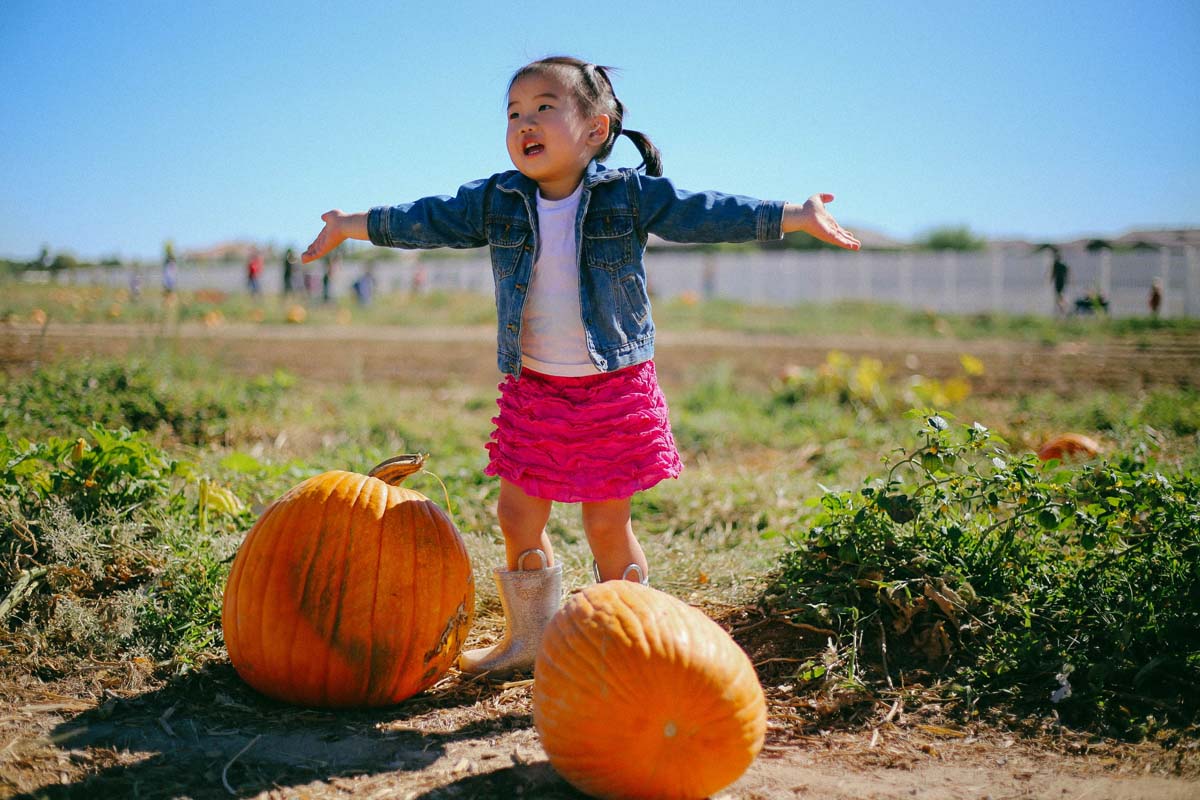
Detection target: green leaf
<box><xmin>220</xmin><ymin>452</ymin><xmax>267</xmax><ymax>474</ymax></box>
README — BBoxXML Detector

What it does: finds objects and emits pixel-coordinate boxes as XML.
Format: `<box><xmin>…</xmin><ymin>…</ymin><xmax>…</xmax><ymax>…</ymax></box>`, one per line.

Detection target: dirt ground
<box><xmin>2</xmin><ymin>322</ymin><xmax>1199</xmax><ymax>798</ymax></box>
<box><xmin>1</xmin><ymin>639</ymin><xmax>1196</xmax><ymax>800</ymax></box>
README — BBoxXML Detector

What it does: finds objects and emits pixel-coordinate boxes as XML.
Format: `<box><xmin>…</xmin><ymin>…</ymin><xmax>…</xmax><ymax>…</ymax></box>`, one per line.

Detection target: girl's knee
<box><xmin>581</xmin><ymin>499</ymin><xmax>632</xmax><ymax>542</ymax></box>
<box><xmin>497</xmin><ymin>481</ymin><xmax>551</xmax><ymax>534</ymax></box>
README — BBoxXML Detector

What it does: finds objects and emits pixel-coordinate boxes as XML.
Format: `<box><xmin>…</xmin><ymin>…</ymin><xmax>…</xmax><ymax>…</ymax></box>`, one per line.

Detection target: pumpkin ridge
<box><xmin>362</xmin><ymin>476</ymin><xmax>388</xmax><ymax>702</ymax></box>
<box><xmin>555</xmin><ymin>595</ymin><xmax>632</xmax><ymax>700</ymax></box>
<box><xmin>372</xmin><ymin>493</ymin><xmax>406</xmax><ymax>703</ymax></box>
<box><xmin>418</xmin><ymin>504</ymin><xmax>464</xmax><ymax>688</ymax></box>
<box><xmin>348</xmin><ymin>474</ymin><xmax>385</xmax><ymax>703</ymax></box>
<box><xmin>276</xmin><ymin>494</ymin><xmax>322</xmax><ymax>699</ymax></box>
<box><xmin>289</xmin><ymin>475</ymin><xmax>345</xmax><ymax>700</ymax></box>
<box><xmin>538</xmin><ymin>591</ymin><xmax>655</xmax><ymax>747</ymax></box>
<box><xmin>545</xmin><ymin>609</ymin><xmax>617</xmax><ymax>699</ymax></box>
<box><xmin>222</xmin><ymin>490</ymin><xmax>267</xmax><ymax>672</ymax></box>
<box><xmin>243</xmin><ymin>492</ymin><xmax>295</xmax><ymax>691</ymax></box>
<box><xmin>323</xmin><ymin>472</ymin><xmax>373</xmax><ymax>704</ymax></box>
<box><xmin>421</xmin><ymin>499</ymin><xmax>446</xmax><ymax>669</ymax></box>
<box><xmin>230</xmin><ymin>495</ymin><xmax>273</xmax><ymax>678</ymax></box>
<box><xmin>294</xmin><ymin>471</ymin><xmax>358</xmax><ymax>704</ymax></box>
<box><xmin>384</xmin><ymin>493</ymin><xmax>421</xmax><ymax>701</ymax></box>
<box><xmin>421</xmin><ymin>498</ymin><xmax>460</xmax><ymax>690</ymax></box>
<box><xmin>407</xmin><ymin>497</ymin><xmax>437</xmax><ymax>697</ymax></box>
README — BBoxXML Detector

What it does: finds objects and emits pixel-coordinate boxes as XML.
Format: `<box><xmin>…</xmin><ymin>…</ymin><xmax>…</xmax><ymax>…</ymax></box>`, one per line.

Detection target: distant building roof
<box><xmin>1112</xmin><ymin>228</ymin><xmax>1200</xmax><ymax>248</ymax></box>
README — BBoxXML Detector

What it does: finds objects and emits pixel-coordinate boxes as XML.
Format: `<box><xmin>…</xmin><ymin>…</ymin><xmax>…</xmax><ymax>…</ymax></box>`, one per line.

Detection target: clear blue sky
<box><xmin>3</xmin><ymin>0</ymin><xmax>1198</xmax><ymax>261</ymax></box>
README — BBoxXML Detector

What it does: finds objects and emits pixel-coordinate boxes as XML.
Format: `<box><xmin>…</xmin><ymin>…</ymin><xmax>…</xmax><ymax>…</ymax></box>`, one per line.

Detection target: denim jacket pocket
<box><xmin>487</xmin><ymin>218</ymin><xmax>530</xmax><ymax>279</ymax></box>
<box><xmin>582</xmin><ymin>212</ymin><xmax>634</xmax><ymax>272</ymax></box>
<box><xmin>620</xmin><ymin>272</ymin><xmax>651</xmax><ymax>329</ymax></box>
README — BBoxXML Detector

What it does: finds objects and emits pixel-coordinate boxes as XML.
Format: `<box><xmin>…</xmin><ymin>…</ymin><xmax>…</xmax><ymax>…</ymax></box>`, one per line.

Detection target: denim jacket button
<box><xmin>516</xmin><ymin>283</ymin><xmax>526</xmax><ymax>292</ymax></box>
<box><xmin>506</xmin><ymin>323</ymin><xmax>516</xmax><ymax>332</ymax></box>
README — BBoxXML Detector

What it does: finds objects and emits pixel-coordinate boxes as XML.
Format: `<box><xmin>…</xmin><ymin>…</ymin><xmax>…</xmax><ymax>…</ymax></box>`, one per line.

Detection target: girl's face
<box><xmin>506</xmin><ymin>73</ymin><xmax>609</xmax><ymax>200</ymax></box>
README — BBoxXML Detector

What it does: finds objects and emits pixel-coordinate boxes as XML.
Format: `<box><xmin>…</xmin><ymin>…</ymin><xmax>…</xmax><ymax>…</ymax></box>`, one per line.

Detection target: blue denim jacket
<box><xmin>368</xmin><ymin>160</ymin><xmax>785</xmax><ymax>375</ymax></box>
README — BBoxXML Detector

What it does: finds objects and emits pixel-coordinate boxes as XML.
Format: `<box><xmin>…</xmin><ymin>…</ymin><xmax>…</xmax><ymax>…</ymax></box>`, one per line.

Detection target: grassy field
<box><xmin>6</xmin><ymin>278</ymin><xmax>1200</xmax><ymax>344</ymax></box>
<box><xmin>2</xmin><ymin>286</ymin><xmax>1198</xmax><ymax>796</ymax></box>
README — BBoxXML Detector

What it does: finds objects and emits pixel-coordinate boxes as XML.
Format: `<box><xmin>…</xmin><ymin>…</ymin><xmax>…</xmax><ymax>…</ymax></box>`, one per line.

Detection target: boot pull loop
<box><xmin>517</xmin><ymin>548</ymin><xmax>549</xmax><ymax>571</ymax></box>
<box><xmin>593</xmin><ymin>560</ymin><xmax>651</xmax><ymax>585</ymax></box>
<box><xmin>621</xmin><ymin>563</ymin><xmax>650</xmax><ymax>585</ymax></box>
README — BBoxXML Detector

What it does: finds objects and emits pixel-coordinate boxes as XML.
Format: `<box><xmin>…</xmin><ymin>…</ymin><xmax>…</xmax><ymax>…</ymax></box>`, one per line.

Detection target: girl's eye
<box><xmin>538</xmin><ymin>104</ymin><xmax>553</xmax><ymax>111</ymax></box>
<box><xmin>508</xmin><ymin>112</ymin><xmax>519</xmax><ymax>120</ymax></box>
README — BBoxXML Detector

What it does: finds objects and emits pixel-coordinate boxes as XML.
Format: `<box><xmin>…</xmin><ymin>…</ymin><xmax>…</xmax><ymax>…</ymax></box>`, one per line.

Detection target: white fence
<box><xmin>43</xmin><ymin>247</ymin><xmax>1200</xmax><ymax>319</ymax></box>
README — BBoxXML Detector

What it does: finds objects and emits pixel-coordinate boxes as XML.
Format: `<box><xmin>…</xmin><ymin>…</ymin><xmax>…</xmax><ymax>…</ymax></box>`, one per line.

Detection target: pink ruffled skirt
<box><xmin>484</xmin><ymin>360</ymin><xmax>683</xmax><ymax>502</ymax></box>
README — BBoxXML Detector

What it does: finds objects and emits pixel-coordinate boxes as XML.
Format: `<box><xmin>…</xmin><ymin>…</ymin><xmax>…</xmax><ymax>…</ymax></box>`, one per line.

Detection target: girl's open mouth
<box><xmin>523</xmin><ymin>143</ymin><xmax>544</xmax><ymax>156</ymax></box>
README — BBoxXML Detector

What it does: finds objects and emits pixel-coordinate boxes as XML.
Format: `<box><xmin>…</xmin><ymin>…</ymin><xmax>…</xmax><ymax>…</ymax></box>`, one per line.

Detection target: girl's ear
<box><xmin>588</xmin><ymin>114</ymin><xmax>611</xmax><ymax>145</ymax></box>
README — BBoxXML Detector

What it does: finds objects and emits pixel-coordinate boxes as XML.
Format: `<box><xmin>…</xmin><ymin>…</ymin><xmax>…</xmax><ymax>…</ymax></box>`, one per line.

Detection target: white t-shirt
<box><xmin>521</xmin><ymin>184</ymin><xmax>601</xmax><ymax>376</ymax></box>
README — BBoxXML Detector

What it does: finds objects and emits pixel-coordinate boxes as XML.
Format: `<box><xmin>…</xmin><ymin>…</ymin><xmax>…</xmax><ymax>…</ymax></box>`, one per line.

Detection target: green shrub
<box><xmin>1</xmin><ymin>426</ymin><xmax>250</xmax><ymax>669</ymax></box>
<box><xmin>766</xmin><ymin>412</ymin><xmax>1200</xmax><ymax>735</ymax></box>
<box><xmin>0</xmin><ymin>358</ymin><xmax>294</xmax><ymax>444</ymax></box>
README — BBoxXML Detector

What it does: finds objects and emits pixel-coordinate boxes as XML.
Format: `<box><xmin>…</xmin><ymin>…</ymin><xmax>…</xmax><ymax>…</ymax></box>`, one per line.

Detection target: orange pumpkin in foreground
<box><xmin>222</xmin><ymin>455</ymin><xmax>474</xmax><ymax>708</ymax></box>
<box><xmin>1037</xmin><ymin>433</ymin><xmax>1101</xmax><ymax>462</ymax></box>
<box><xmin>533</xmin><ymin>581</ymin><xmax>766</xmax><ymax>800</ymax></box>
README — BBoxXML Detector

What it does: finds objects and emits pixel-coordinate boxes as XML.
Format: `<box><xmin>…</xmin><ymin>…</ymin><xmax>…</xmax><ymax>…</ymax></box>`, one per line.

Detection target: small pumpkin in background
<box><xmin>1037</xmin><ymin>433</ymin><xmax>1101</xmax><ymax>462</ymax></box>
<box><xmin>534</xmin><ymin>581</ymin><xmax>766</xmax><ymax>800</ymax></box>
<box><xmin>222</xmin><ymin>455</ymin><xmax>473</xmax><ymax>708</ymax></box>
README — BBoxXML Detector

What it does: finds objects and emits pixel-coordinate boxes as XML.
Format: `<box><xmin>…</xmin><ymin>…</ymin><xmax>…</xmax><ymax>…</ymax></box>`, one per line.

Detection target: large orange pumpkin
<box><xmin>222</xmin><ymin>455</ymin><xmax>474</xmax><ymax>708</ymax></box>
<box><xmin>533</xmin><ymin>581</ymin><xmax>766</xmax><ymax>800</ymax></box>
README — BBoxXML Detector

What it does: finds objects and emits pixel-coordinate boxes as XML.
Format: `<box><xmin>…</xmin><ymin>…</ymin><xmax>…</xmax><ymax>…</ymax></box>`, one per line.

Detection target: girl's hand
<box><xmin>302</xmin><ymin>210</ymin><xmax>368</xmax><ymax>263</ymax></box>
<box><xmin>784</xmin><ymin>194</ymin><xmax>861</xmax><ymax>251</ymax></box>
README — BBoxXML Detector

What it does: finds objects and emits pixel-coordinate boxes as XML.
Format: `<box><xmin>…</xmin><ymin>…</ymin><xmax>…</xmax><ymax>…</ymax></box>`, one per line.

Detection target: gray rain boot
<box><xmin>458</xmin><ymin>548</ymin><xmax>562</xmax><ymax>677</ymax></box>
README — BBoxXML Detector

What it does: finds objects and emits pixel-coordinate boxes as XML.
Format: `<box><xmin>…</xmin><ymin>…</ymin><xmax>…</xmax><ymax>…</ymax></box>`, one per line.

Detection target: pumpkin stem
<box><xmin>368</xmin><ymin>454</ymin><xmax>428</xmax><ymax>485</ymax></box>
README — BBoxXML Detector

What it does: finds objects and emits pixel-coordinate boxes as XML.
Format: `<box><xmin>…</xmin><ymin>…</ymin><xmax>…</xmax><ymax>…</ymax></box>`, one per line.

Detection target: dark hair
<box><xmin>508</xmin><ymin>56</ymin><xmax>663</xmax><ymax>177</ymax></box>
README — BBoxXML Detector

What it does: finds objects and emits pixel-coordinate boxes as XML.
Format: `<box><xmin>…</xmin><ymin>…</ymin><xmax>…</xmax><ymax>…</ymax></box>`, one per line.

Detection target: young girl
<box><xmin>302</xmin><ymin>55</ymin><xmax>860</xmax><ymax>676</ymax></box>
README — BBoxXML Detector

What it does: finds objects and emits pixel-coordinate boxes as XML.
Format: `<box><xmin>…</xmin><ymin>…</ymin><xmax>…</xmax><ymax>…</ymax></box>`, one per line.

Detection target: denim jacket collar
<box><xmin>494</xmin><ymin>159</ymin><xmax>623</xmax><ymax>199</ymax></box>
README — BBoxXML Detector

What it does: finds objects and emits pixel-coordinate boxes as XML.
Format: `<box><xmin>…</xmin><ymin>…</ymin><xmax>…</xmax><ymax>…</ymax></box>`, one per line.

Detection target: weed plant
<box><xmin>766</xmin><ymin>413</ymin><xmax>1200</xmax><ymax>735</ymax></box>
<box><xmin>2</xmin><ymin>357</ymin><xmax>294</xmax><ymax>445</ymax></box>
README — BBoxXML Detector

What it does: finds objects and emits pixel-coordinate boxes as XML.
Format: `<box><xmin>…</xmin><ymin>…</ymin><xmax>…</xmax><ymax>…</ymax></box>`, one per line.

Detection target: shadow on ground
<box><xmin>15</xmin><ymin>662</ymin><xmax>576</xmax><ymax>799</ymax></box>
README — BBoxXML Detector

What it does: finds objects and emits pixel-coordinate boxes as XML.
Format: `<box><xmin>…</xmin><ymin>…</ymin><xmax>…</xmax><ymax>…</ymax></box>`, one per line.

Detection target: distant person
<box><xmin>128</xmin><ymin>267</ymin><xmax>143</xmax><ymax>302</ymax></box>
<box><xmin>410</xmin><ymin>265</ymin><xmax>427</xmax><ymax>296</ymax></box>
<box><xmin>282</xmin><ymin>248</ymin><xmax>298</xmax><ymax>295</ymax></box>
<box><xmin>298</xmin><ymin>55</ymin><xmax>859</xmax><ymax>676</ymax></box>
<box><xmin>302</xmin><ymin>261</ymin><xmax>317</xmax><ymax>298</ymax></box>
<box><xmin>353</xmin><ymin>266</ymin><xmax>376</xmax><ymax>306</ymax></box>
<box><xmin>246</xmin><ymin>248</ymin><xmax>264</xmax><ymax>296</ymax></box>
<box><xmin>1149</xmin><ymin>278</ymin><xmax>1163</xmax><ymax>318</ymax></box>
<box><xmin>1048</xmin><ymin>248</ymin><xmax>1069</xmax><ymax>315</ymax></box>
<box><xmin>322</xmin><ymin>251</ymin><xmax>339</xmax><ymax>303</ymax></box>
<box><xmin>161</xmin><ymin>244</ymin><xmax>178</xmax><ymax>299</ymax></box>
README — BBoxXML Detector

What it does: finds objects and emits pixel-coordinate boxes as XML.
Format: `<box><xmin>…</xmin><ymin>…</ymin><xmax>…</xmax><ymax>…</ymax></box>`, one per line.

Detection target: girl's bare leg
<box><xmin>582</xmin><ymin>497</ymin><xmax>648</xmax><ymax>581</ymax></box>
<box><xmin>457</xmin><ymin>477</ymin><xmax>559</xmax><ymax>676</ymax></box>
<box><xmin>497</xmin><ymin>477</ymin><xmax>554</xmax><ymax>569</ymax></box>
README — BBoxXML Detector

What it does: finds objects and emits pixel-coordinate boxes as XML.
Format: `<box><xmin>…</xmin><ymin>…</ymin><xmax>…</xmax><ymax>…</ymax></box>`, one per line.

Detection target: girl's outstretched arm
<box><xmin>302</xmin><ymin>210</ymin><xmax>369</xmax><ymax>264</ymax></box>
<box><xmin>783</xmin><ymin>194</ymin><xmax>860</xmax><ymax>250</ymax></box>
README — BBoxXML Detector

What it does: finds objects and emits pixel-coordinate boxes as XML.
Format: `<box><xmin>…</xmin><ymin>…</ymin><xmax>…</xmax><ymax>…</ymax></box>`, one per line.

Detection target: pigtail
<box><xmin>621</xmin><ymin>129</ymin><xmax>662</xmax><ymax>177</ymax></box>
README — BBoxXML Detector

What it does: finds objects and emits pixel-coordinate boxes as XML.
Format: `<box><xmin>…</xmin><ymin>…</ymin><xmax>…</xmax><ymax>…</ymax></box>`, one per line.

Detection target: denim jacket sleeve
<box><xmin>632</xmin><ymin>172</ymin><xmax>786</xmax><ymax>244</ymax></box>
<box><xmin>367</xmin><ymin>178</ymin><xmax>489</xmax><ymax>250</ymax></box>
